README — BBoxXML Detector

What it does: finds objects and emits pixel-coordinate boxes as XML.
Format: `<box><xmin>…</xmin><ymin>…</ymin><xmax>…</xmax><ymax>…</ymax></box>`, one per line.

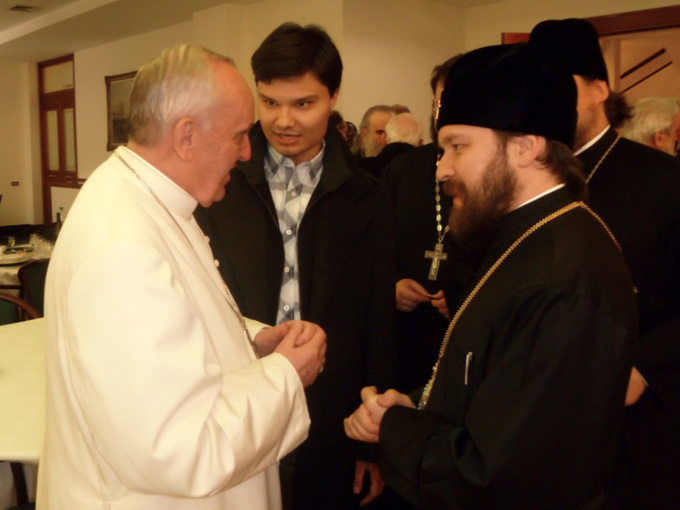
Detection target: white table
<box><xmin>0</xmin><ymin>318</ymin><xmax>45</xmax><ymax>464</ymax></box>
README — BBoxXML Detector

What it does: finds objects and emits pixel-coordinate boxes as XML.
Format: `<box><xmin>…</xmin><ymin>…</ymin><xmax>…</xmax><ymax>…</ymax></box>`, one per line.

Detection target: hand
<box><xmin>288</xmin><ymin>320</ymin><xmax>325</xmax><ymax>347</ymax></box>
<box><xmin>344</xmin><ymin>387</ymin><xmax>415</xmax><ymax>442</ymax></box>
<box><xmin>344</xmin><ymin>401</ymin><xmax>380</xmax><ymax>443</ymax></box>
<box><xmin>430</xmin><ymin>290</ymin><xmax>450</xmax><ymax>320</ymax></box>
<box><xmin>396</xmin><ymin>279</ymin><xmax>431</xmax><ymax>312</ymax></box>
<box><xmin>253</xmin><ymin>323</ymin><xmax>289</xmax><ymax>357</ymax></box>
<box><xmin>353</xmin><ymin>460</ymin><xmax>385</xmax><ymax>506</ymax></box>
<box><xmin>625</xmin><ymin>366</ymin><xmax>647</xmax><ymax>405</ymax></box>
<box><xmin>274</xmin><ymin>320</ymin><xmax>326</xmax><ymax>387</ymax></box>
<box><xmin>255</xmin><ymin>321</ymin><xmax>325</xmax><ymax>356</ymax></box>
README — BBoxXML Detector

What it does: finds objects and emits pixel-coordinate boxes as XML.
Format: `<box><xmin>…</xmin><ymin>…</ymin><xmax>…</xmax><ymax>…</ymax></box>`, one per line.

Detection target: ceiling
<box><xmin>0</xmin><ymin>0</ymin><xmax>503</xmax><ymax>63</ymax></box>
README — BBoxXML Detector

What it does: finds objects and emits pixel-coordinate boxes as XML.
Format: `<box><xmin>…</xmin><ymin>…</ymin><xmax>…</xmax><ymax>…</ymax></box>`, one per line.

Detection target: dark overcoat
<box><xmin>580</xmin><ymin>127</ymin><xmax>680</xmax><ymax>510</ymax></box>
<box><xmin>196</xmin><ymin>123</ymin><xmax>398</xmax><ymax>509</ymax></box>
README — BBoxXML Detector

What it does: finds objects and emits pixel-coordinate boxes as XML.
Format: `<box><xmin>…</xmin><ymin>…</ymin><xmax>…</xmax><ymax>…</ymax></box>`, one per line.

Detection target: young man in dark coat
<box><xmin>345</xmin><ymin>42</ymin><xmax>637</xmax><ymax>510</ymax></box>
<box><xmin>196</xmin><ymin>23</ymin><xmax>397</xmax><ymax>510</ymax></box>
<box><xmin>530</xmin><ymin>19</ymin><xmax>680</xmax><ymax>510</ymax></box>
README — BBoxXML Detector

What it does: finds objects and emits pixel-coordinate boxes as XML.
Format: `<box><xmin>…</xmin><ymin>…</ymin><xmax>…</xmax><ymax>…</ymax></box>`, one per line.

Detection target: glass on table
<box><xmin>7</xmin><ymin>236</ymin><xmax>15</xmax><ymax>249</ymax></box>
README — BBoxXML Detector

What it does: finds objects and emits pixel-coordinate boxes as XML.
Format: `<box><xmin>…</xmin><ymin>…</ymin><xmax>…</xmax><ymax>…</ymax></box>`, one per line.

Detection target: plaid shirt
<box><xmin>264</xmin><ymin>142</ymin><xmax>324</xmax><ymax>323</ymax></box>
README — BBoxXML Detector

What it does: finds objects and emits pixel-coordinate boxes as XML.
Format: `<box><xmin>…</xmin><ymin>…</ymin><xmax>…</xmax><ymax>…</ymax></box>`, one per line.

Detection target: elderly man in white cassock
<box><xmin>37</xmin><ymin>44</ymin><xmax>326</xmax><ymax>510</ymax></box>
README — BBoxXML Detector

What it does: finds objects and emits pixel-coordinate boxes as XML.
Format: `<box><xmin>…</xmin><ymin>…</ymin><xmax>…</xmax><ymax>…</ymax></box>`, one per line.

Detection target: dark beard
<box><xmin>444</xmin><ymin>145</ymin><xmax>517</xmax><ymax>252</ymax></box>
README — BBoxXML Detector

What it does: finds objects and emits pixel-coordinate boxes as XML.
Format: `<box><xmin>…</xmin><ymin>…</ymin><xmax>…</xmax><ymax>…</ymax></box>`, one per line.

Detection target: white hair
<box><xmin>621</xmin><ymin>97</ymin><xmax>680</xmax><ymax>145</ymax></box>
<box><xmin>128</xmin><ymin>44</ymin><xmax>233</xmax><ymax>146</ymax></box>
<box><xmin>385</xmin><ymin>113</ymin><xmax>423</xmax><ymax>147</ymax></box>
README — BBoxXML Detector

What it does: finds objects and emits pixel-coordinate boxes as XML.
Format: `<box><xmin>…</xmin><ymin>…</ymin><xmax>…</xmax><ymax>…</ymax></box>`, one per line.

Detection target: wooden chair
<box><xmin>34</xmin><ymin>222</ymin><xmax>59</xmax><ymax>243</ymax></box>
<box><xmin>0</xmin><ymin>292</ymin><xmax>40</xmax><ymax>325</ymax></box>
<box><xmin>0</xmin><ymin>293</ymin><xmax>41</xmax><ymax>507</ymax></box>
<box><xmin>18</xmin><ymin>259</ymin><xmax>49</xmax><ymax>317</ymax></box>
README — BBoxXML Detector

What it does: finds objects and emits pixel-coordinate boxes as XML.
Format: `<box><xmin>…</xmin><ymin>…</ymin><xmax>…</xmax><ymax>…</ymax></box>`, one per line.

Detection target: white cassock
<box><xmin>37</xmin><ymin>147</ymin><xmax>310</xmax><ymax>509</ymax></box>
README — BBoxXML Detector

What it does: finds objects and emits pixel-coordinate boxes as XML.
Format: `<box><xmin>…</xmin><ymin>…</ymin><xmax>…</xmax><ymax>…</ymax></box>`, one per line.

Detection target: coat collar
<box><xmin>238</xmin><ymin>122</ymin><xmax>369</xmax><ymax>203</ymax></box>
<box><xmin>576</xmin><ymin>126</ymin><xmax>618</xmax><ymax>174</ymax></box>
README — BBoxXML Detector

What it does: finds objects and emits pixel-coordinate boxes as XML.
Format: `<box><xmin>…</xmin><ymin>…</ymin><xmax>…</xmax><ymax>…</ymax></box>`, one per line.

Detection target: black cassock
<box><xmin>378</xmin><ymin>187</ymin><xmax>637</xmax><ymax>509</ymax></box>
<box><xmin>383</xmin><ymin>144</ymin><xmax>480</xmax><ymax>394</ymax></box>
<box><xmin>580</xmin><ymin>127</ymin><xmax>680</xmax><ymax>510</ymax></box>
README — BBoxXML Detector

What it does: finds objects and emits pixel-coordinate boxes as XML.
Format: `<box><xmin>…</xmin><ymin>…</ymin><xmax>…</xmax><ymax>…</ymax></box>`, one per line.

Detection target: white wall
<box><xmin>464</xmin><ymin>0</ymin><xmax>680</xmax><ymax>50</ymax></box>
<box><xmin>343</xmin><ymin>0</ymin><xmax>463</xmax><ymax>141</ymax></box>
<box><xmin>74</xmin><ymin>22</ymin><xmax>192</xmax><ymax>178</ymax></box>
<box><xmin>9</xmin><ymin>0</ymin><xmax>680</xmax><ymax>225</ymax></box>
<box><xmin>241</xmin><ymin>0</ymin><xmax>344</xmax><ymax>104</ymax></box>
<box><xmin>193</xmin><ymin>4</ymin><xmax>248</xmax><ymax>69</ymax></box>
<box><xmin>0</xmin><ymin>62</ymin><xmax>37</xmax><ymax>226</ymax></box>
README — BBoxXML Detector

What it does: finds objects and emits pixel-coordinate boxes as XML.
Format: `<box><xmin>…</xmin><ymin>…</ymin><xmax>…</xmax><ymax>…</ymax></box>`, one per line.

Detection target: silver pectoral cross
<box><xmin>425</xmin><ymin>242</ymin><xmax>448</xmax><ymax>280</ymax></box>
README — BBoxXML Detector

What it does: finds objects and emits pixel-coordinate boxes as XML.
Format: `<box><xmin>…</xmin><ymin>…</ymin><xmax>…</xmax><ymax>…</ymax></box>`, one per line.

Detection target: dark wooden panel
<box><xmin>588</xmin><ymin>6</ymin><xmax>680</xmax><ymax>36</ymax></box>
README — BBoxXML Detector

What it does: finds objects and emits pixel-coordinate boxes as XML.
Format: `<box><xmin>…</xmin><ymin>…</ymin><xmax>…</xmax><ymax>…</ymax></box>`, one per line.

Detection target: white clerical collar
<box><xmin>574</xmin><ymin>125</ymin><xmax>610</xmax><ymax>156</ymax></box>
<box><xmin>515</xmin><ymin>184</ymin><xmax>566</xmax><ymax>210</ymax></box>
<box><xmin>116</xmin><ymin>146</ymin><xmax>197</xmax><ymax>220</ymax></box>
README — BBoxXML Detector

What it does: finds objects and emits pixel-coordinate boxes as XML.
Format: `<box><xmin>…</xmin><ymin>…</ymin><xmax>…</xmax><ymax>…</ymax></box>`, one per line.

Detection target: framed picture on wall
<box><xmin>105</xmin><ymin>71</ymin><xmax>137</xmax><ymax>151</ymax></box>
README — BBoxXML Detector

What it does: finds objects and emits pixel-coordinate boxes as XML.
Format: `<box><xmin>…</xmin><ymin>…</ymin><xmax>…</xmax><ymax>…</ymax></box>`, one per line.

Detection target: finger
<box><xmin>355</xmin><ymin>405</ymin><xmax>381</xmax><ymax>436</ymax></box>
<box><xmin>344</xmin><ymin>416</ymin><xmax>371</xmax><ymax>441</ymax></box>
<box><xmin>360</xmin><ymin>386</ymin><xmax>378</xmax><ymax>403</ymax></box>
<box><xmin>359</xmin><ymin>465</ymin><xmax>384</xmax><ymax>506</ymax></box>
<box><xmin>396</xmin><ymin>302</ymin><xmax>416</xmax><ymax>313</ymax></box>
<box><xmin>359</xmin><ymin>481</ymin><xmax>383</xmax><ymax>506</ymax></box>
<box><xmin>378</xmin><ymin>389</ymin><xmax>415</xmax><ymax>409</ymax></box>
<box><xmin>353</xmin><ymin>462</ymin><xmax>366</xmax><ymax>494</ymax></box>
<box><xmin>280</xmin><ymin>320</ymin><xmax>303</xmax><ymax>346</ymax></box>
<box><xmin>344</xmin><ymin>410</ymin><xmax>379</xmax><ymax>442</ymax></box>
<box><xmin>402</xmin><ymin>290</ymin><xmax>430</xmax><ymax>304</ymax></box>
<box><xmin>376</xmin><ymin>389</ymin><xmax>399</xmax><ymax>408</ymax></box>
<box><xmin>295</xmin><ymin>321</ymin><xmax>317</xmax><ymax>346</ymax></box>
<box><xmin>278</xmin><ymin>321</ymin><xmax>292</xmax><ymax>336</ymax></box>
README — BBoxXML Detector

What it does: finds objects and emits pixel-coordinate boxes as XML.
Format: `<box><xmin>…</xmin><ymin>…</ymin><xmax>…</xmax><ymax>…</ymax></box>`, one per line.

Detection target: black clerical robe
<box><xmin>383</xmin><ymin>144</ymin><xmax>479</xmax><ymax>393</ymax></box>
<box><xmin>196</xmin><ymin>123</ymin><xmax>397</xmax><ymax>510</ymax></box>
<box><xmin>579</xmin><ymin>127</ymin><xmax>680</xmax><ymax>509</ymax></box>
<box><xmin>359</xmin><ymin>142</ymin><xmax>415</xmax><ymax>179</ymax></box>
<box><xmin>378</xmin><ymin>188</ymin><xmax>637</xmax><ymax>510</ymax></box>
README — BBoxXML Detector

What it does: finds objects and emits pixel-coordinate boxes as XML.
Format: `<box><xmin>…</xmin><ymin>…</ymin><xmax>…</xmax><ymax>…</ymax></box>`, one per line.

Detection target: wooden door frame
<box><xmin>38</xmin><ymin>54</ymin><xmax>82</xmax><ymax>223</ymax></box>
<box><xmin>587</xmin><ymin>5</ymin><xmax>680</xmax><ymax>36</ymax></box>
<box><xmin>502</xmin><ymin>5</ymin><xmax>680</xmax><ymax>44</ymax></box>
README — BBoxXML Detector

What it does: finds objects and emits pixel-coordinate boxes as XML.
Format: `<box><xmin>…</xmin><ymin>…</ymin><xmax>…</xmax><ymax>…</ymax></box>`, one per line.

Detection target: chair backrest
<box><xmin>18</xmin><ymin>259</ymin><xmax>50</xmax><ymax>317</ymax></box>
<box><xmin>0</xmin><ymin>292</ymin><xmax>41</xmax><ymax>325</ymax></box>
<box><xmin>35</xmin><ymin>222</ymin><xmax>59</xmax><ymax>243</ymax></box>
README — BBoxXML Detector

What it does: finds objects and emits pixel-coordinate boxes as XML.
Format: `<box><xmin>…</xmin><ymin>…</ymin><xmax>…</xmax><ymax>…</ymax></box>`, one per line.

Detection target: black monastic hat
<box><xmin>436</xmin><ymin>42</ymin><xmax>577</xmax><ymax>147</ymax></box>
<box><xmin>529</xmin><ymin>18</ymin><xmax>609</xmax><ymax>84</ymax></box>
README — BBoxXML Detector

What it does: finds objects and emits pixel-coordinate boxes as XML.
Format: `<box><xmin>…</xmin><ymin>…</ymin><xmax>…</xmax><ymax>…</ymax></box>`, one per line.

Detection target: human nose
<box><xmin>238</xmin><ymin>135</ymin><xmax>251</xmax><ymax>162</ymax></box>
<box><xmin>275</xmin><ymin>107</ymin><xmax>295</xmax><ymax>129</ymax></box>
<box><xmin>436</xmin><ymin>151</ymin><xmax>454</xmax><ymax>181</ymax></box>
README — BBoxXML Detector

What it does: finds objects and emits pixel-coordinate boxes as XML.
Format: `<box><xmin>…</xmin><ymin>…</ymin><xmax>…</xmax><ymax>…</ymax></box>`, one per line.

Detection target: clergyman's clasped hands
<box><xmin>344</xmin><ymin>386</ymin><xmax>416</xmax><ymax>443</ymax></box>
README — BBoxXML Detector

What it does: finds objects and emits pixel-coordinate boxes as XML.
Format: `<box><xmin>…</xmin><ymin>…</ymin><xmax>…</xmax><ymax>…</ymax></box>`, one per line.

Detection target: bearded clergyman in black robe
<box><xmin>529</xmin><ymin>19</ymin><xmax>680</xmax><ymax>510</ymax></box>
<box><xmin>344</xmin><ymin>42</ymin><xmax>637</xmax><ymax>510</ymax></box>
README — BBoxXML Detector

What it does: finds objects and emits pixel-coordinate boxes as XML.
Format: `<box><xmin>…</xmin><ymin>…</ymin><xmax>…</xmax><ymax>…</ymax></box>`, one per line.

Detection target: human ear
<box><xmin>330</xmin><ymin>89</ymin><xmax>339</xmax><ymax>110</ymax></box>
<box><xmin>172</xmin><ymin>117</ymin><xmax>195</xmax><ymax>162</ymax></box>
<box><xmin>653</xmin><ymin>130</ymin><xmax>669</xmax><ymax>151</ymax></box>
<box><xmin>592</xmin><ymin>79</ymin><xmax>610</xmax><ymax>103</ymax></box>
<box><xmin>514</xmin><ymin>135</ymin><xmax>543</xmax><ymax>167</ymax></box>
